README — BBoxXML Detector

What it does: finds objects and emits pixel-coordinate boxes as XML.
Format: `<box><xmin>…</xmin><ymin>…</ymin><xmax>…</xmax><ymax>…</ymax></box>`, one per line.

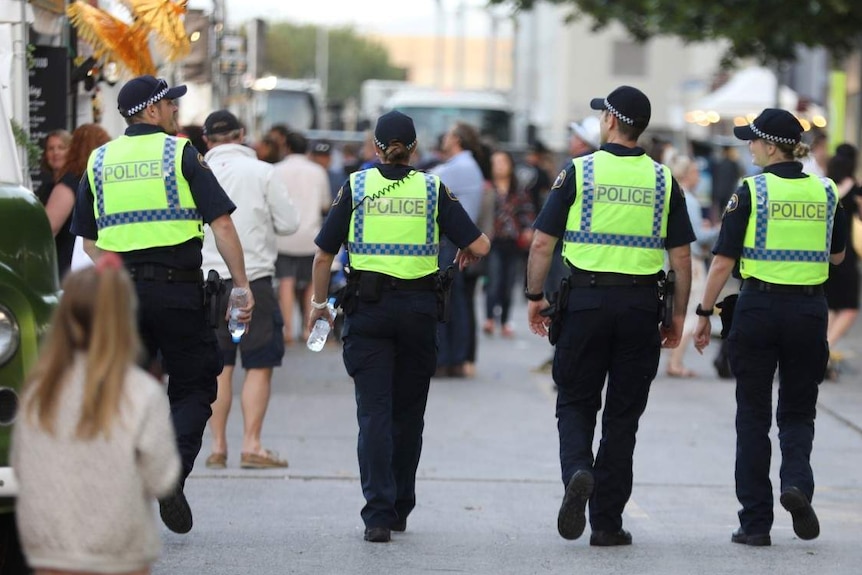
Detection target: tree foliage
<box><xmin>489</xmin><ymin>0</ymin><xmax>862</xmax><ymax>64</ymax></box>
<box><xmin>264</xmin><ymin>22</ymin><xmax>406</xmax><ymax>103</ymax></box>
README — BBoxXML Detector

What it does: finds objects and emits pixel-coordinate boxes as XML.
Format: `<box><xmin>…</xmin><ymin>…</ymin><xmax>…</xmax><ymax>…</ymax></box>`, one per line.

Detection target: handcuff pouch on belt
<box><xmin>715</xmin><ymin>294</ymin><xmax>738</xmax><ymax>339</ymax></box>
<box><xmin>436</xmin><ymin>265</ymin><xmax>456</xmax><ymax>323</ymax></box>
<box><xmin>657</xmin><ymin>269</ymin><xmax>675</xmax><ymax>328</ymax></box>
<box><xmin>203</xmin><ymin>269</ymin><xmax>226</xmax><ymax>329</ymax></box>
<box><xmin>540</xmin><ymin>276</ymin><xmax>571</xmax><ymax>345</ymax></box>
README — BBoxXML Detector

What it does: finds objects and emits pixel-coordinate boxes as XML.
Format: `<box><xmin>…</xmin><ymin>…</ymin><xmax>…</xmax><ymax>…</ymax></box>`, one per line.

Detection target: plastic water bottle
<box><xmin>307</xmin><ymin>297</ymin><xmax>337</xmax><ymax>352</ymax></box>
<box><xmin>227</xmin><ymin>287</ymin><xmax>249</xmax><ymax>343</ymax></box>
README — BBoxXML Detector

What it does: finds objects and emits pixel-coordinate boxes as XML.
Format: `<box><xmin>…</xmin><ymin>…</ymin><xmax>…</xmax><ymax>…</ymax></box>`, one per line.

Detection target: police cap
<box><xmin>733</xmin><ymin>108</ymin><xmax>803</xmax><ymax>146</ymax></box>
<box><xmin>118</xmin><ymin>75</ymin><xmax>187</xmax><ymax>118</ymax></box>
<box><xmin>590</xmin><ymin>85</ymin><xmax>651</xmax><ymax>130</ymax></box>
<box><xmin>374</xmin><ymin>110</ymin><xmax>417</xmax><ymax>151</ymax></box>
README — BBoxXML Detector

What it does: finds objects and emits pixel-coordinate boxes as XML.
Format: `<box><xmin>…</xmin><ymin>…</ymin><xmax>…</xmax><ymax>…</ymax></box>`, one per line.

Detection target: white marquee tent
<box><xmin>691</xmin><ymin>66</ymin><xmax>799</xmax><ymax>118</ymax></box>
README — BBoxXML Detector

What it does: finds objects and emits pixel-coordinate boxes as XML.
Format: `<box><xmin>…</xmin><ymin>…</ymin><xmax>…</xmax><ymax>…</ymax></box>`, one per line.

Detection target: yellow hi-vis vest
<box><xmin>740</xmin><ymin>173</ymin><xmax>838</xmax><ymax>285</ymax></box>
<box><xmin>347</xmin><ymin>168</ymin><xmax>440</xmax><ymax>279</ymax></box>
<box><xmin>562</xmin><ymin>151</ymin><xmax>671</xmax><ymax>274</ymax></box>
<box><xmin>87</xmin><ymin>133</ymin><xmax>203</xmax><ymax>252</ymax></box>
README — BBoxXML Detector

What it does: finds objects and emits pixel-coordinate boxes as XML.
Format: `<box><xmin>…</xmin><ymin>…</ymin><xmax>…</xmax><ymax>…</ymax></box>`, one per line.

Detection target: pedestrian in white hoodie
<box><xmin>200</xmin><ymin>110</ymin><xmax>300</xmax><ymax>469</ymax></box>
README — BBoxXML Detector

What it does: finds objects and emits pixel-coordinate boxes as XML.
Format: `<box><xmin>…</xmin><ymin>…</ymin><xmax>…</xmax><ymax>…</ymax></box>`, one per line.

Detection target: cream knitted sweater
<box><xmin>11</xmin><ymin>355</ymin><xmax>180</xmax><ymax>573</ymax></box>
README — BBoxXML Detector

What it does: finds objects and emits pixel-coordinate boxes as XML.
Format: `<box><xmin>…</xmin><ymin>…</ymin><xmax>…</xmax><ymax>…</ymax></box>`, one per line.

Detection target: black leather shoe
<box><xmin>731</xmin><ymin>528</ymin><xmax>771</xmax><ymax>546</ymax></box>
<box><xmin>780</xmin><ymin>486</ymin><xmax>820</xmax><ymax>540</ymax></box>
<box><xmin>364</xmin><ymin>527</ymin><xmax>391</xmax><ymax>542</ymax></box>
<box><xmin>590</xmin><ymin>528</ymin><xmax>632</xmax><ymax>546</ymax></box>
<box><xmin>557</xmin><ymin>470</ymin><xmax>594</xmax><ymax>540</ymax></box>
<box><xmin>391</xmin><ymin>518</ymin><xmax>407</xmax><ymax>532</ymax></box>
<box><xmin>159</xmin><ymin>486</ymin><xmax>193</xmax><ymax>534</ymax></box>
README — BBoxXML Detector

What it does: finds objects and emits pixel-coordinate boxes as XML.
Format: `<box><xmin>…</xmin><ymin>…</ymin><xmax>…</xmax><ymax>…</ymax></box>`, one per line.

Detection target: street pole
<box><xmin>316</xmin><ymin>26</ymin><xmax>328</xmax><ymax>129</ymax></box>
<box><xmin>211</xmin><ymin>0</ymin><xmax>225</xmax><ymax>109</ymax></box>
<box><xmin>435</xmin><ymin>0</ymin><xmax>444</xmax><ymax>88</ymax></box>
<box><xmin>455</xmin><ymin>0</ymin><xmax>465</xmax><ymax>89</ymax></box>
<box><xmin>486</xmin><ymin>12</ymin><xmax>497</xmax><ymax>90</ymax></box>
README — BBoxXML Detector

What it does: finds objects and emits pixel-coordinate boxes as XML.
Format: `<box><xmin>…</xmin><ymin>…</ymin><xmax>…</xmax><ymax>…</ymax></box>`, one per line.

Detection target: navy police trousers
<box><xmin>342</xmin><ymin>289</ymin><xmax>438</xmax><ymax>529</ymax></box>
<box><xmin>553</xmin><ymin>285</ymin><xmax>661</xmax><ymax>533</ymax></box>
<box><xmin>728</xmin><ymin>290</ymin><xmax>828</xmax><ymax>535</ymax></box>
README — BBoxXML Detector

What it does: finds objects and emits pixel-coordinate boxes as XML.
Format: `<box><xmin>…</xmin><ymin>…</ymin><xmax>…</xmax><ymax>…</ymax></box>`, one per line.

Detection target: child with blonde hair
<box><xmin>12</xmin><ymin>253</ymin><xmax>180</xmax><ymax>575</ymax></box>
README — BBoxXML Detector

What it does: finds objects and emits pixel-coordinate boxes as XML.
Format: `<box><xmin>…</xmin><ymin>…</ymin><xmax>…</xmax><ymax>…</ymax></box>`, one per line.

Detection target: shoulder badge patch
<box><xmin>722</xmin><ymin>193</ymin><xmax>739</xmax><ymax>219</ymax></box>
<box><xmin>197</xmin><ymin>153</ymin><xmax>211</xmax><ymax>170</ymax></box>
<box><xmin>332</xmin><ymin>186</ymin><xmax>344</xmax><ymax>207</ymax></box>
<box><xmin>552</xmin><ymin>169</ymin><xmax>567</xmax><ymax>190</ymax></box>
<box><xmin>445</xmin><ymin>185</ymin><xmax>459</xmax><ymax>202</ymax></box>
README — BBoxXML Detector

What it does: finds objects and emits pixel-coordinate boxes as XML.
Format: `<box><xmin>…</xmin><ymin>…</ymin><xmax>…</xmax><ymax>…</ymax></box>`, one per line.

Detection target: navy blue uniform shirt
<box><xmin>712</xmin><ymin>161</ymin><xmax>846</xmax><ymax>260</ymax></box>
<box><xmin>315</xmin><ymin>163</ymin><xmax>482</xmax><ymax>257</ymax></box>
<box><xmin>70</xmin><ymin>124</ymin><xmax>235</xmax><ymax>269</ymax></box>
<box><xmin>533</xmin><ymin>143</ymin><xmax>695</xmax><ymax>249</ymax></box>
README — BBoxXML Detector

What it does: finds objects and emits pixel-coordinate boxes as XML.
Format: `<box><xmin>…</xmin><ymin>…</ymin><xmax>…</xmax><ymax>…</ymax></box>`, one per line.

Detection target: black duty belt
<box><xmin>128</xmin><ymin>264</ymin><xmax>203</xmax><ymax>284</ymax></box>
<box><xmin>741</xmin><ymin>278</ymin><xmax>824</xmax><ymax>296</ymax></box>
<box><xmin>568</xmin><ymin>271</ymin><xmax>660</xmax><ymax>288</ymax></box>
<box><xmin>351</xmin><ymin>271</ymin><xmax>438</xmax><ymax>291</ymax></box>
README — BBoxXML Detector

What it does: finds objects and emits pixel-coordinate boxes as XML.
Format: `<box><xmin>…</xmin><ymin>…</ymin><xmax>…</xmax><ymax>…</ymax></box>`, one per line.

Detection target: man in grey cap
<box><xmin>71</xmin><ymin>76</ymin><xmax>252</xmax><ymax>534</ymax></box>
<box><xmin>525</xmin><ymin>85</ymin><xmax>694</xmax><ymax>546</ymax></box>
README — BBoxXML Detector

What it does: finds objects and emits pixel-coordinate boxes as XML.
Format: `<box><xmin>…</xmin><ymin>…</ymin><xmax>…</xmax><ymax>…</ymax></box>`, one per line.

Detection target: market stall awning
<box><xmin>689</xmin><ymin>67</ymin><xmax>797</xmax><ymax>120</ymax></box>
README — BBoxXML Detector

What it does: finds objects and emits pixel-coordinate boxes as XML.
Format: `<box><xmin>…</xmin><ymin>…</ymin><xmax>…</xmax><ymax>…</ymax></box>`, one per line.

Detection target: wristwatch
<box><xmin>524</xmin><ymin>289</ymin><xmax>544</xmax><ymax>302</ymax></box>
<box><xmin>695</xmin><ymin>304</ymin><xmax>714</xmax><ymax>317</ymax></box>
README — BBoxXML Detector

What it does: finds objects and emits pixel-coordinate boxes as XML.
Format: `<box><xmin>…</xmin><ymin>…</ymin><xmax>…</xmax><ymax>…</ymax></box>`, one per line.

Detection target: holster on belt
<box><xmin>657</xmin><ymin>269</ymin><xmax>675</xmax><ymax>328</ymax></box>
<box><xmin>203</xmin><ymin>269</ymin><xmax>226</xmax><ymax>329</ymax></box>
<box><xmin>436</xmin><ymin>265</ymin><xmax>455</xmax><ymax>323</ymax></box>
<box><xmin>338</xmin><ymin>268</ymin><xmax>359</xmax><ymax>315</ymax></box>
<box><xmin>540</xmin><ymin>276</ymin><xmax>571</xmax><ymax>345</ymax></box>
<box><xmin>716</xmin><ymin>294</ymin><xmax>738</xmax><ymax>339</ymax></box>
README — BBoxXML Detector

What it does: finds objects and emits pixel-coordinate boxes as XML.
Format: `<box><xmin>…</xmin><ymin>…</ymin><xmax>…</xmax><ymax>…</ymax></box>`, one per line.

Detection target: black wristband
<box><xmin>695</xmin><ymin>304</ymin><xmax>714</xmax><ymax>317</ymax></box>
<box><xmin>524</xmin><ymin>289</ymin><xmax>544</xmax><ymax>302</ymax></box>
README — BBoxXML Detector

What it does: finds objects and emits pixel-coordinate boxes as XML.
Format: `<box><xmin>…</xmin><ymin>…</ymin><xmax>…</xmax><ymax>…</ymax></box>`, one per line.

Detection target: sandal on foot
<box><xmin>240</xmin><ymin>449</ymin><xmax>288</xmax><ymax>469</ymax></box>
<box><xmin>205</xmin><ymin>452</ymin><xmax>227</xmax><ymax>469</ymax></box>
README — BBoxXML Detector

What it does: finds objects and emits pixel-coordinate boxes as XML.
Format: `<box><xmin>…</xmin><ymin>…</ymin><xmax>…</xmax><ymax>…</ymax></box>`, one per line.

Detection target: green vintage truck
<box><xmin>0</xmin><ymin>182</ymin><xmax>60</xmax><ymax>572</ymax></box>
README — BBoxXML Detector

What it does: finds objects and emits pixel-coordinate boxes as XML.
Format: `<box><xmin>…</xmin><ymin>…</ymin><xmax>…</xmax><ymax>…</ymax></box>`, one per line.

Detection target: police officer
<box><xmin>525</xmin><ymin>86</ymin><xmax>694</xmax><ymax>546</ymax></box>
<box><xmin>70</xmin><ymin>75</ymin><xmax>253</xmax><ymax>534</ymax></box>
<box><xmin>694</xmin><ymin>108</ymin><xmax>846</xmax><ymax>547</ymax></box>
<box><xmin>309</xmin><ymin>111</ymin><xmax>490</xmax><ymax>543</ymax></box>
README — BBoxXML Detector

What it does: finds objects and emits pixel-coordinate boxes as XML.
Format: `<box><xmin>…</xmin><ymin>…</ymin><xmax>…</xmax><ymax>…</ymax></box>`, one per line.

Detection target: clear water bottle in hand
<box><xmin>307</xmin><ymin>297</ymin><xmax>337</xmax><ymax>352</ymax></box>
<box><xmin>227</xmin><ymin>287</ymin><xmax>249</xmax><ymax>343</ymax></box>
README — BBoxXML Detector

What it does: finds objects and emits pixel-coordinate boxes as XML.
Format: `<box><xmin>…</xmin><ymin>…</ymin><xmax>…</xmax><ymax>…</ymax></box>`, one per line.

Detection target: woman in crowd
<box><xmin>34</xmin><ymin>129</ymin><xmax>71</xmax><ymax>206</ymax></box>
<box><xmin>823</xmin><ymin>143</ymin><xmax>862</xmax><ymax>378</ymax></box>
<box><xmin>44</xmin><ymin>124</ymin><xmax>110</xmax><ymax>278</ymax></box>
<box><xmin>665</xmin><ymin>154</ymin><xmax>718</xmax><ymax>377</ymax></box>
<box><xmin>484</xmin><ymin>149</ymin><xmax>534</xmax><ymax>337</ymax></box>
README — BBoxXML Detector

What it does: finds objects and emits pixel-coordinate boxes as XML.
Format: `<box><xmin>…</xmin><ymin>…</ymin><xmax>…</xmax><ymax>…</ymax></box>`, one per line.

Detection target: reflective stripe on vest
<box><xmin>740</xmin><ymin>174</ymin><xmax>836</xmax><ymax>264</ymax></box>
<box><xmin>349</xmin><ymin>170</ymin><xmax>439</xmax><ymax>257</ymax></box>
<box><xmin>93</xmin><ymin>137</ymin><xmax>200</xmax><ymax>228</ymax></box>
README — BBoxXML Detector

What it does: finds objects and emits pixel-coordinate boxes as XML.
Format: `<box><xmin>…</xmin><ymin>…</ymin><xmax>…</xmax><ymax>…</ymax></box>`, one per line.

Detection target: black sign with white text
<box><xmin>28</xmin><ymin>45</ymin><xmax>68</xmax><ymax>191</ymax></box>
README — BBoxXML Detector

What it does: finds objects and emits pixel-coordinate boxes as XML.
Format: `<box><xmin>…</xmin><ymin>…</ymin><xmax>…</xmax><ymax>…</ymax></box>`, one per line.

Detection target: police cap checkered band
<box><xmin>590</xmin><ymin>85</ymin><xmax>651</xmax><ymax>128</ymax></box>
<box><xmin>374</xmin><ymin>110</ymin><xmax>417</xmax><ymax>151</ymax></box>
<box><xmin>117</xmin><ymin>75</ymin><xmax>187</xmax><ymax>118</ymax></box>
<box><xmin>733</xmin><ymin>108</ymin><xmax>803</xmax><ymax>145</ymax></box>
